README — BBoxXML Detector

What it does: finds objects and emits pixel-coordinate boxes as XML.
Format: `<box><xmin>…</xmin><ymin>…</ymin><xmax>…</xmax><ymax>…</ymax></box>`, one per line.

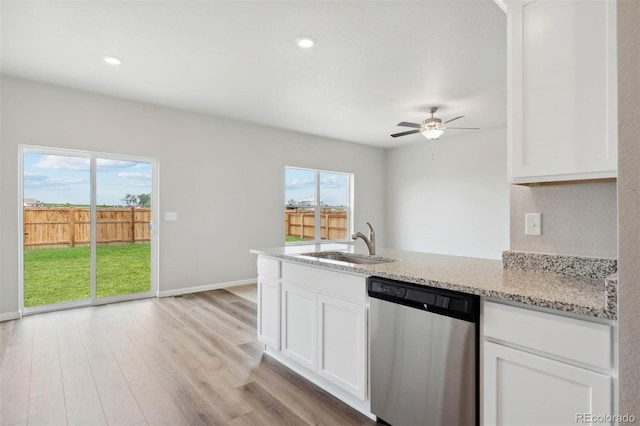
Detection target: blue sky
<box><xmin>285</xmin><ymin>168</ymin><xmax>349</xmax><ymax>206</ymax></box>
<box><xmin>23</xmin><ymin>153</ymin><xmax>152</xmax><ymax>206</ymax></box>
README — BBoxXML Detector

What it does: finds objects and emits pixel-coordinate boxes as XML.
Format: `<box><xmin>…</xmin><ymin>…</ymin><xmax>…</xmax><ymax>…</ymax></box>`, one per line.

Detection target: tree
<box><xmin>122</xmin><ymin>193</ymin><xmax>151</xmax><ymax>207</ymax></box>
<box><xmin>137</xmin><ymin>193</ymin><xmax>151</xmax><ymax>208</ymax></box>
<box><xmin>122</xmin><ymin>193</ymin><xmax>138</xmax><ymax>206</ymax></box>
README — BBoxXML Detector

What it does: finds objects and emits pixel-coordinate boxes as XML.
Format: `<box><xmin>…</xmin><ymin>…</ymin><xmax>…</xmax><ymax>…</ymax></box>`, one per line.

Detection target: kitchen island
<box><xmin>250</xmin><ymin>244</ymin><xmax>617</xmax><ymax>424</ymax></box>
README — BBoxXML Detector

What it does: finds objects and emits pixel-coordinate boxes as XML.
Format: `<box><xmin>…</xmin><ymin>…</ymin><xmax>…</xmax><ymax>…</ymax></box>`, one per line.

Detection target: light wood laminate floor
<box><xmin>0</xmin><ymin>290</ymin><xmax>375</xmax><ymax>426</ymax></box>
<box><xmin>224</xmin><ymin>284</ymin><xmax>257</xmax><ymax>304</ymax></box>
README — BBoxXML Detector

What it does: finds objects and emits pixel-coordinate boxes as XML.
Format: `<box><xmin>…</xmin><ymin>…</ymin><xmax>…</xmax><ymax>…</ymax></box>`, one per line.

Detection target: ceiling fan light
<box><xmin>103</xmin><ymin>56</ymin><xmax>121</xmax><ymax>66</ymax></box>
<box><xmin>296</xmin><ymin>37</ymin><xmax>315</xmax><ymax>48</ymax></box>
<box><xmin>422</xmin><ymin>128</ymin><xmax>444</xmax><ymax>140</ymax></box>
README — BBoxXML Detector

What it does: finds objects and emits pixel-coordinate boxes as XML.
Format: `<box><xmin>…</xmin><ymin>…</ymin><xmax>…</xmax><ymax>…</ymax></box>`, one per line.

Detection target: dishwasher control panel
<box><xmin>368</xmin><ymin>277</ymin><xmax>479</xmax><ymax>322</ymax></box>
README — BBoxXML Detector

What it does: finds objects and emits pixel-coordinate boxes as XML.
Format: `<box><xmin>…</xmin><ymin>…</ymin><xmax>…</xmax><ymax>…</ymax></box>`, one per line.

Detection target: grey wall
<box><xmin>510</xmin><ymin>182</ymin><xmax>618</xmax><ymax>258</ymax></box>
<box><xmin>617</xmin><ymin>0</ymin><xmax>640</xmax><ymax>417</ymax></box>
<box><xmin>0</xmin><ymin>77</ymin><xmax>386</xmax><ymax>317</ymax></box>
<box><xmin>385</xmin><ymin>128</ymin><xmax>510</xmax><ymax>260</ymax></box>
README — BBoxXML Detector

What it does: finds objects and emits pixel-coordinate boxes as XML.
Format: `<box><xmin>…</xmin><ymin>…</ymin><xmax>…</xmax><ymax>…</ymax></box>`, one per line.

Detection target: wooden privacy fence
<box><xmin>24</xmin><ymin>207</ymin><xmax>151</xmax><ymax>249</ymax></box>
<box><xmin>285</xmin><ymin>209</ymin><xmax>347</xmax><ymax>240</ymax></box>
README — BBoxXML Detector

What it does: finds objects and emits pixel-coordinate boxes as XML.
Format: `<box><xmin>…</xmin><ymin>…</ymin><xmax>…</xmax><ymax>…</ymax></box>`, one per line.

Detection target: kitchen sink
<box><xmin>299</xmin><ymin>251</ymin><xmax>397</xmax><ymax>265</ymax></box>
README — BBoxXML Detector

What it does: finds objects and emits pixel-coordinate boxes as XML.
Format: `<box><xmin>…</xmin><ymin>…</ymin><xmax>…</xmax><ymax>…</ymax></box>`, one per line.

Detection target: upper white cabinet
<box><xmin>508</xmin><ymin>0</ymin><xmax>617</xmax><ymax>183</ymax></box>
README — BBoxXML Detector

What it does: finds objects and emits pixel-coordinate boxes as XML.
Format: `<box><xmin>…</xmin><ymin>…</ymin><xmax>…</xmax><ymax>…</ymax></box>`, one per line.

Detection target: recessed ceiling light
<box><xmin>103</xmin><ymin>56</ymin><xmax>121</xmax><ymax>66</ymax></box>
<box><xmin>296</xmin><ymin>37</ymin><xmax>315</xmax><ymax>49</ymax></box>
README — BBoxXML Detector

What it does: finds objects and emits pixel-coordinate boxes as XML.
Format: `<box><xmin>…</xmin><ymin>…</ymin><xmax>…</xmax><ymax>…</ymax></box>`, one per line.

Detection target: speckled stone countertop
<box><xmin>250</xmin><ymin>244</ymin><xmax>616</xmax><ymax>320</ymax></box>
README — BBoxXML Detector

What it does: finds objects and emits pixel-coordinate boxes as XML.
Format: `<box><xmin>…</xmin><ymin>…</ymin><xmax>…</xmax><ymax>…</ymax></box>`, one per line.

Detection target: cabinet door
<box><xmin>317</xmin><ymin>295</ymin><xmax>366</xmax><ymax>400</ymax></box>
<box><xmin>281</xmin><ymin>282</ymin><xmax>317</xmax><ymax>370</ymax></box>
<box><xmin>509</xmin><ymin>0</ymin><xmax>617</xmax><ymax>183</ymax></box>
<box><xmin>483</xmin><ymin>342</ymin><xmax>611</xmax><ymax>425</ymax></box>
<box><xmin>257</xmin><ymin>276</ymin><xmax>280</xmax><ymax>349</ymax></box>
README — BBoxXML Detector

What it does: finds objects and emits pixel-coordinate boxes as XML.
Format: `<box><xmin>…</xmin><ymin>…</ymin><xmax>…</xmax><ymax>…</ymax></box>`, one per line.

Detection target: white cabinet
<box><xmin>257</xmin><ymin>257</ymin><xmax>280</xmax><ymax>349</ymax></box>
<box><xmin>484</xmin><ymin>342</ymin><xmax>611</xmax><ymax>426</ymax></box>
<box><xmin>257</xmin><ymin>276</ymin><xmax>280</xmax><ymax>349</ymax></box>
<box><xmin>281</xmin><ymin>282</ymin><xmax>317</xmax><ymax>370</ymax></box>
<box><xmin>317</xmin><ymin>294</ymin><xmax>367</xmax><ymax>400</ymax></box>
<box><xmin>270</xmin><ymin>260</ymin><xmax>369</xmax><ymax>402</ymax></box>
<box><xmin>482</xmin><ymin>301</ymin><xmax>614</xmax><ymax>425</ymax></box>
<box><xmin>508</xmin><ymin>0</ymin><xmax>617</xmax><ymax>183</ymax></box>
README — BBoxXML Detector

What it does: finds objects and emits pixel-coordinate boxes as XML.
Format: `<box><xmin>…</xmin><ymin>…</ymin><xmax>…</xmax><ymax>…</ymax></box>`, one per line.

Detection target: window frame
<box><xmin>284</xmin><ymin>166</ymin><xmax>354</xmax><ymax>245</ymax></box>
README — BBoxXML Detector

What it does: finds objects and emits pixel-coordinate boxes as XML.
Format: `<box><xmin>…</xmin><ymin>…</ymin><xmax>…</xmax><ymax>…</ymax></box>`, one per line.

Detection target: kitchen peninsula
<box><xmin>251</xmin><ymin>244</ymin><xmax>617</xmax><ymax>424</ymax></box>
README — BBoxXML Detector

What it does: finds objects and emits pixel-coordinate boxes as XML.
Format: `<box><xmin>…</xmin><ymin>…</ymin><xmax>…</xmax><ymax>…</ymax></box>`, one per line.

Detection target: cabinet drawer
<box><xmin>282</xmin><ymin>262</ymin><xmax>366</xmax><ymax>304</ymax></box>
<box><xmin>258</xmin><ymin>256</ymin><xmax>280</xmax><ymax>279</ymax></box>
<box><xmin>483</xmin><ymin>301</ymin><xmax>612</xmax><ymax>370</ymax></box>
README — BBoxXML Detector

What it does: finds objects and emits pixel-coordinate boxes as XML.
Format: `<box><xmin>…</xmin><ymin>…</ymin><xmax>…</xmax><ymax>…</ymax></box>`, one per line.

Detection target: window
<box><xmin>284</xmin><ymin>167</ymin><xmax>352</xmax><ymax>243</ymax></box>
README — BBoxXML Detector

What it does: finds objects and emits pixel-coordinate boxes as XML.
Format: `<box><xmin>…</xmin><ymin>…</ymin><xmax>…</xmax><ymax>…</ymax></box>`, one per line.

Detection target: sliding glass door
<box><xmin>21</xmin><ymin>147</ymin><xmax>158</xmax><ymax>313</ymax></box>
<box><xmin>22</xmin><ymin>151</ymin><xmax>92</xmax><ymax>308</ymax></box>
<box><xmin>96</xmin><ymin>158</ymin><xmax>153</xmax><ymax>299</ymax></box>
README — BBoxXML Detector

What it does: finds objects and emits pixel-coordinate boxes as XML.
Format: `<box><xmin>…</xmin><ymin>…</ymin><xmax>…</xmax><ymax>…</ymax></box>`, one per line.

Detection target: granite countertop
<box><xmin>250</xmin><ymin>244</ymin><xmax>617</xmax><ymax>320</ymax></box>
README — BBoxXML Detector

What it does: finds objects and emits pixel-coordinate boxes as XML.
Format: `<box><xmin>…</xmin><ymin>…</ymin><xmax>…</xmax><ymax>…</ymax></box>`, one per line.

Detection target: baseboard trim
<box><xmin>157</xmin><ymin>279</ymin><xmax>256</xmax><ymax>298</ymax></box>
<box><xmin>0</xmin><ymin>310</ymin><xmax>21</xmax><ymax>322</ymax></box>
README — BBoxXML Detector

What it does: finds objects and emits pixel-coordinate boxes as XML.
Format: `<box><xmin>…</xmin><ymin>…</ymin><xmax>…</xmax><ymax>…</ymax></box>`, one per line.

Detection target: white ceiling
<box><xmin>0</xmin><ymin>1</ymin><xmax>506</xmax><ymax>148</ymax></box>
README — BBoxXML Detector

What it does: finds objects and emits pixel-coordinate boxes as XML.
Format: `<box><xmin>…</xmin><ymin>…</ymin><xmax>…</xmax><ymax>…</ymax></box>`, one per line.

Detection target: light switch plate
<box><xmin>164</xmin><ymin>212</ymin><xmax>178</xmax><ymax>221</ymax></box>
<box><xmin>525</xmin><ymin>213</ymin><xmax>542</xmax><ymax>236</ymax></box>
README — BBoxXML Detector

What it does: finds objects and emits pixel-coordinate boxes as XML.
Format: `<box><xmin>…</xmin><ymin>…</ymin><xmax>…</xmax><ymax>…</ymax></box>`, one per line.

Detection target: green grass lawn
<box><xmin>285</xmin><ymin>236</ymin><xmax>311</xmax><ymax>242</ymax></box>
<box><xmin>24</xmin><ymin>243</ymin><xmax>151</xmax><ymax>307</ymax></box>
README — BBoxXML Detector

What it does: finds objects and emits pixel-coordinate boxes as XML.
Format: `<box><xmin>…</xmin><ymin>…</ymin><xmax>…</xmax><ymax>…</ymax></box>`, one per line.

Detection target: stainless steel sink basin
<box><xmin>299</xmin><ymin>251</ymin><xmax>397</xmax><ymax>265</ymax></box>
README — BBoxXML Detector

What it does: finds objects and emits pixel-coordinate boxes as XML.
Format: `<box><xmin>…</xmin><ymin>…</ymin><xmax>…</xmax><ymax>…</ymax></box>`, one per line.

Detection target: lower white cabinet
<box><xmin>257</xmin><ymin>256</ymin><xmax>281</xmax><ymax>349</ymax></box>
<box><xmin>317</xmin><ymin>294</ymin><xmax>367</xmax><ymax>400</ymax></box>
<box><xmin>483</xmin><ymin>342</ymin><xmax>611</xmax><ymax>425</ymax></box>
<box><xmin>279</xmin><ymin>279</ymin><xmax>368</xmax><ymax>400</ymax></box>
<box><xmin>257</xmin><ymin>276</ymin><xmax>280</xmax><ymax>349</ymax></box>
<box><xmin>281</xmin><ymin>282</ymin><xmax>317</xmax><ymax>370</ymax></box>
<box><xmin>258</xmin><ymin>259</ymin><xmax>369</xmax><ymax>402</ymax></box>
<box><xmin>482</xmin><ymin>301</ymin><xmax>614</xmax><ymax>426</ymax></box>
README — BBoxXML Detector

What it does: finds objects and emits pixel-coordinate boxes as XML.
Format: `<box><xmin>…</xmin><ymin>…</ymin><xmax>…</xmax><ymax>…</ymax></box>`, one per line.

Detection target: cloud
<box><xmin>285</xmin><ymin>179</ymin><xmax>315</xmax><ymax>190</ymax></box>
<box><xmin>320</xmin><ymin>174</ymin><xmax>347</xmax><ymax>189</ymax></box>
<box><xmin>114</xmin><ymin>172</ymin><xmax>152</xmax><ymax>188</ymax></box>
<box><xmin>34</xmin><ymin>156</ymin><xmax>89</xmax><ymax>171</ymax></box>
<box><xmin>117</xmin><ymin>172</ymin><xmax>151</xmax><ymax>181</ymax></box>
<box><xmin>33</xmin><ymin>156</ymin><xmax>143</xmax><ymax>171</ymax></box>
<box><xmin>24</xmin><ymin>172</ymin><xmax>88</xmax><ymax>189</ymax></box>
<box><xmin>97</xmin><ymin>159</ymin><xmax>143</xmax><ymax>170</ymax></box>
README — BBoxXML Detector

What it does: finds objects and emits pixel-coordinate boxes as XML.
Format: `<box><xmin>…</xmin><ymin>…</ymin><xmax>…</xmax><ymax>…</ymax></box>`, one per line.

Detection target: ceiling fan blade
<box><xmin>444</xmin><ymin>116</ymin><xmax>464</xmax><ymax>124</ymax></box>
<box><xmin>391</xmin><ymin>129</ymin><xmax>421</xmax><ymax>138</ymax></box>
<box><xmin>445</xmin><ymin>127</ymin><xmax>480</xmax><ymax>130</ymax></box>
<box><xmin>397</xmin><ymin>121</ymin><xmax>422</xmax><ymax>129</ymax></box>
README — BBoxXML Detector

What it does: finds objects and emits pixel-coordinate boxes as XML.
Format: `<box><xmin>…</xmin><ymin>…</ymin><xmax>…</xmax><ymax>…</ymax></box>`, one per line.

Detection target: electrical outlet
<box><xmin>525</xmin><ymin>213</ymin><xmax>542</xmax><ymax>236</ymax></box>
<box><xmin>164</xmin><ymin>212</ymin><xmax>178</xmax><ymax>221</ymax></box>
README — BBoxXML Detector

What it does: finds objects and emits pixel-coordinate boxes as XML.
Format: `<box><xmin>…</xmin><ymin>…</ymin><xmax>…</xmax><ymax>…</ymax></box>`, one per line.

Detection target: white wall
<box><xmin>617</xmin><ymin>0</ymin><xmax>640</xmax><ymax>416</ymax></box>
<box><xmin>385</xmin><ymin>128</ymin><xmax>509</xmax><ymax>259</ymax></box>
<box><xmin>510</xmin><ymin>182</ymin><xmax>617</xmax><ymax>258</ymax></box>
<box><xmin>0</xmin><ymin>77</ymin><xmax>386</xmax><ymax>317</ymax></box>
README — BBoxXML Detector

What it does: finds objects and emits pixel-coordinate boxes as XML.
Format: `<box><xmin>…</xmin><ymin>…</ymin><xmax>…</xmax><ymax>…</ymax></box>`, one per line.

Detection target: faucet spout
<box><xmin>352</xmin><ymin>222</ymin><xmax>376</xmax><ymax>255</ymax></box>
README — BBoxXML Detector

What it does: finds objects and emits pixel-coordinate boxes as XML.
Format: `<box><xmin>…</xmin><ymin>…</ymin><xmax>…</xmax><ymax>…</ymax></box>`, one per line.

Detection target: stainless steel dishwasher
<box><xmin>368</xmin><ymin>277</ymin><xmax>479</xmax><ymax>426</ymax></box>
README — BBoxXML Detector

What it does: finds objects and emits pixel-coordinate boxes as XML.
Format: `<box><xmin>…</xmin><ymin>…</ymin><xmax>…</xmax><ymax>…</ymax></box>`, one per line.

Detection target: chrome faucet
<box><xmin>352</xmin><ymin>222</ymin><xmax>376</xmax><ymax>255</ymax></box>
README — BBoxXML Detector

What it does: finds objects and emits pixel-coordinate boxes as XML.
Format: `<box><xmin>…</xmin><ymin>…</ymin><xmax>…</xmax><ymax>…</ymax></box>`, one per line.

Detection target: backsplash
<box><xmin>510</xmin><ymin>182</ymin><xmax>617</xmax><ymax>259</ymax></box>
<box><xmin>502</xmin><ymin>250</ymin><xmax>617</xmax><ymax>280</ymax></box>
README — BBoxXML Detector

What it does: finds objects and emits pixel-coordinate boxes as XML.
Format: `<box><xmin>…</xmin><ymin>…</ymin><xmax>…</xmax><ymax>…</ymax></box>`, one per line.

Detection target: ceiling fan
<box><xmin>391</xmin><ymin>107</ymin><xmax>480</xmax><ymax>140</ymax></box>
